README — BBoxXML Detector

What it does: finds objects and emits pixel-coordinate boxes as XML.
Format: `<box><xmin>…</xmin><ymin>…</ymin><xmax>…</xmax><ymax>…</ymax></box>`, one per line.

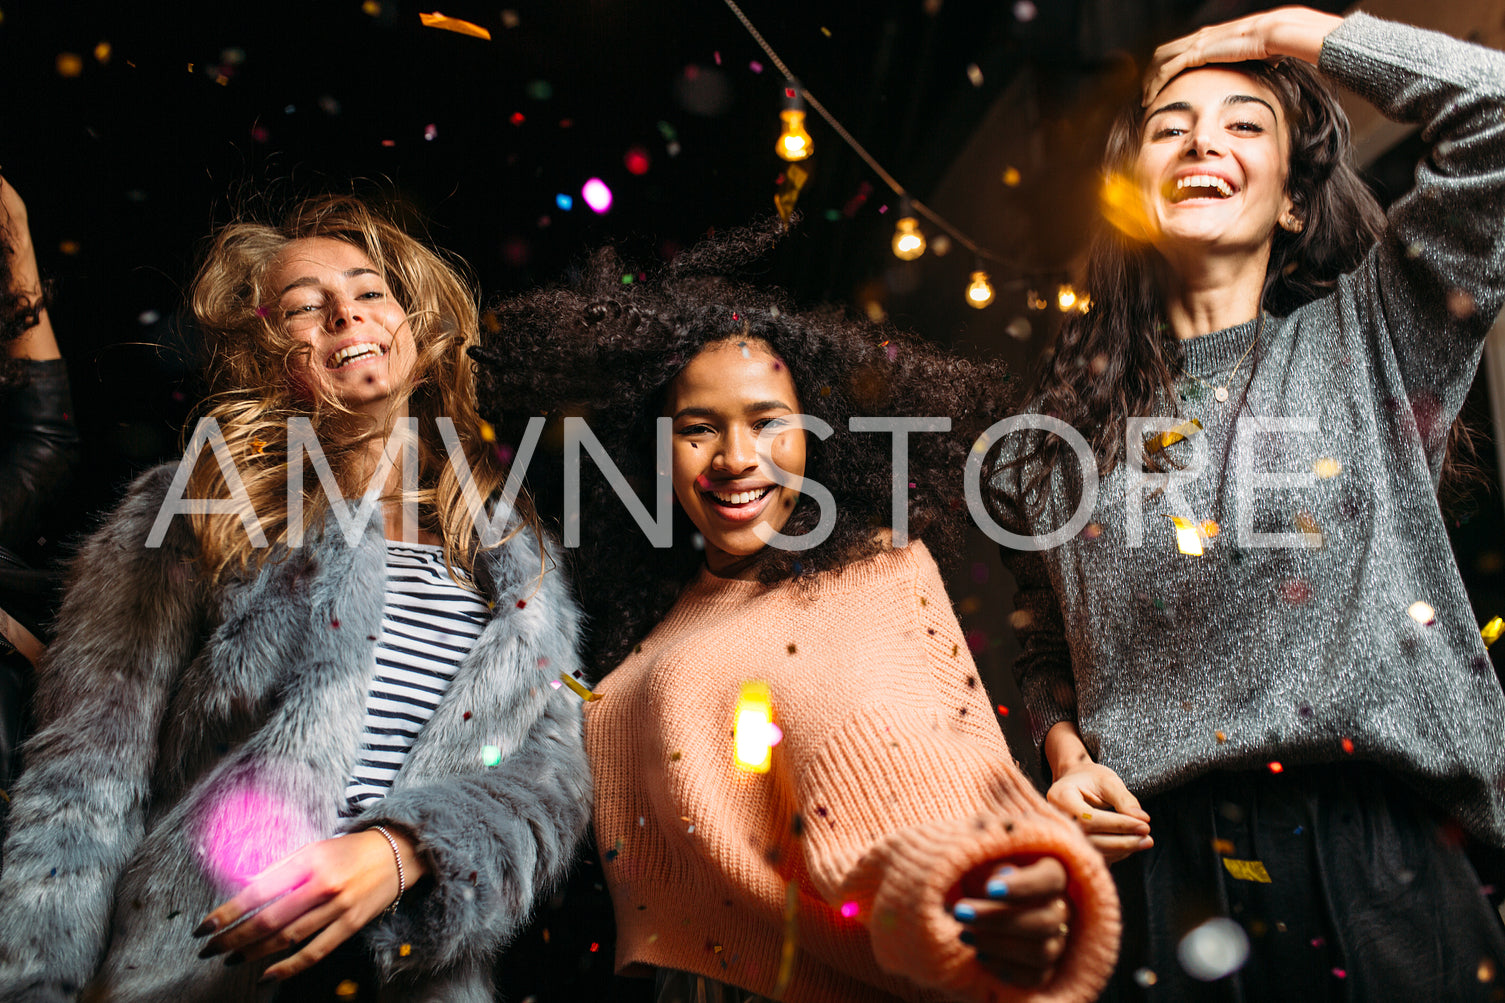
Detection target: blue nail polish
<box><xmin>986</xmin><ymin>877</ymin><xmax>1010</xmax><ymax>899</ymax></box>
<box><xmin>959</xmin><ymin>930</ymin><xmax>976</xmax><ymax>945</ymax></box>
<box><xmin>953</xmin><ymin>902</ymin><xmax>977</xmax><ymax>922</ymax></box>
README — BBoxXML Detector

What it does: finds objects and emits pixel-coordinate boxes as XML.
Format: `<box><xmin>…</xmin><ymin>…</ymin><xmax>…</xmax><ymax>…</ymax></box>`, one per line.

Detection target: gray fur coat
<box><xmin>0</xmin><ymin>464</ymin><xmax>591</xmax><ymax>1002</ymax></box>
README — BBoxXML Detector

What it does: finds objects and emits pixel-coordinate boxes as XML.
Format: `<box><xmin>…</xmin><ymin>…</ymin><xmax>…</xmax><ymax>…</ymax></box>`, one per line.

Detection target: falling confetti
<box><xmin>1341</xmin><ymin>737</ymin><xmax>1355</xmax><ymax>754</ymax></box>
<box><xmin>772</xmin><ymin>881</ymin><xmax>799</xmax><ymax>995</ymax></box>
<box><xmin>966</xmin><ymin>63</ymin><xmax>983</xmax><ymax>86</ymax></box>
<box><xmin>1282</xmin><ymin>579</ymin><xmax>1311</xmax><ymax>605</ymax></box>
<box><xmin>1314</xmin><ymin>456</ymin><xmax>1342</xmax><ymax>479</ymax></box>
<box><xmin>335</xmin><ymin>980</ymin><xmax>360</xmax><ymax>998</ymax></box>
<box><xmin>481</xmin><ymin>745</ymin><xmax>503</xmax><ymax>766</ymax></box>
<box><xmin>1169</xmin><ymin>516</ymin><xmax>1204</xmax><ymax>556</ymax></box>
<box><xmin>1221</xmin><ymin>858</ymin><xmax>1272</xmax><ymax>883</ymax></box>
<box><xmin>1133</xmin><ymin>968</ymin><xmax>1159</xmax><ymax>987</ymax></box>
<box><xmin>1268</xmin><ymin>761</ymin><xmax>1284</xmax><ymax>774</ymax></box>
<box><xmin>1480</xmin><ymin>958</ymin><xmax>1497</xmax><ymax>983</ymax></box>
<box><xmin>93</xmin><ymin>41</ymin><xmax>112</xmax><ymax>64</ymax></box>
<box><xmin>1012</xmin><ymin>0</ymin><xmax>1038</xmax><ymax>21</ymax></box>
<box><xmin>419</xmin><ymin>11</ymin><xmax>492</xmax><ymax>40</ymax></box>
<box><xmin>1178</xmin><ymin>917</ymin><xmax>1250</xmax><ymax>981</ymax></box>
<box><xmin>839</xmin><ymin>901</ymin><xmax>859</xmax><ymax>918</ymax></box>
<box><xmin>500</xmin><ymin>9</ymin><xmax>520</xmax><ymax>28</ymax></box>
<box><xmin>1146</xmin><ymin>419</ymin><xmax>1203</xmax><ymax>455</ymax></box>
<box><xmin>558</xmin><ymin>674</ymin><xmax>602</xmax><ymax>702</ymax></box>
<box><xmin>774</xmin><ymin>163</ymin><xmax>809</xmax><ymax>223</ymax></box>
<box><xmin>56</xmin><ymin>52</ymin><xmax>84</xmax><ymax>77</ymax></box>
<box><xmin>1446</xmin><ymin>287</ymin><xmax>1477</xmax><ymax>319</ymax></box>
<box><xmin>624</xmin><ymin>146</ymin><xmax>651</xmax><ymax>175</ymax></box>
<box><xmin>1482</xmin><ymin>616</ymin><xmax>1503</xmax><ymax>648</ymax></box>
<box><xmin>1002</xmin><ymin>166</ymin><xmax>1022</xmax><ymax>187</ymax></box>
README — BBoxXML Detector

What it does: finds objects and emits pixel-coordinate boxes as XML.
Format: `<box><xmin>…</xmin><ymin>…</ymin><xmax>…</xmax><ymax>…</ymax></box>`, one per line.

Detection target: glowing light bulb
<box><xmin>892</xmin><ymin>216</ymin><xmax>926</xmax><ymax>260</ymax></box>
<box><xmin>965</xmin><ymin>270</ymin><xmax>995</xmax><ymax>309</ymax></box>
<box><xmin>776</xmin><ymin>84</ymin><xmax>813</xmax><ymax>162</ymax></box>
<box><xmin>734</xmin><ymin>680</ymin><xmax>781</xmax><ymax>773</ymax></box>
<box><xmin>1057</xmin><ymin>284</ymin><xmax>1078</xmax><ymax>312</ymax></box>
<box><xmin>777</xmin><ymin>109</ymin><xmax>812</xmax><ymax>161</ymax></box>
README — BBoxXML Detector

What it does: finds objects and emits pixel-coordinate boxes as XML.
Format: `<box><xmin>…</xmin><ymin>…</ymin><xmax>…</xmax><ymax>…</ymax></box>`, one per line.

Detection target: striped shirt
<box><xmin>344</xmin><ymin>542</ymin><xmax>491</xmax><ymax>812</ymax></box>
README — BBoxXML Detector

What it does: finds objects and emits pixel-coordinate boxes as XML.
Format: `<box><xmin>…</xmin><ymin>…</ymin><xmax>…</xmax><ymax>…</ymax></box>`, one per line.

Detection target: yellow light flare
<box><xmin>734</xmin><ymin>680</ymin><xmax>779</xmax><ymax>773</ymax></box>
<box><xmin>1100</xmin><ymin>171</ymin><xmax>1157</xmax><ymax>243</ymax></box>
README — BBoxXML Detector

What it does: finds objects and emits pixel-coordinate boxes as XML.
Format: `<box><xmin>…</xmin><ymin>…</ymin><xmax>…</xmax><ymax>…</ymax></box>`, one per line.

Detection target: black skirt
<box><xmin>1104</xmin><ymin>764</ymin><xmax>1505</xmax><ymax>1002</ymax></box>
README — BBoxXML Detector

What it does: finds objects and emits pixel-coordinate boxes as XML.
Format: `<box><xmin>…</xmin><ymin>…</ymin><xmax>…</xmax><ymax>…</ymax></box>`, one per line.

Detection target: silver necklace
<box><xmin>1187</xmin><ymin>313</ymin><xmax>1262</xmax><ymax>404</ymax></box>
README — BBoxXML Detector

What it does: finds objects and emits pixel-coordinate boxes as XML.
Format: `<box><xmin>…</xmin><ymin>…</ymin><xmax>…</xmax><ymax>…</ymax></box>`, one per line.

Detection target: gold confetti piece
<box><xmin>1482</xmin><ymin>616</ymin><xmax>1503</xmax><ymax>648</ymax></box>
<box><xmin>362</xmin><ymin>0</ymin><xmax>383</xmax><ymax>14</ymax></box>
<box><xmin>56</xmin><ymin>52</ymin><xmax>84</xmax><ymax>77</ymax></box>
<box><xmin>419</xmin><ymin>11</ymin><xmax>492</xmax><ymax>39</ymax></box>
<box><xmin>1221</xmin><ymin>858</ymin><xmax>1272</xmax><ymax>883</ymax></box>
<box><xmin>399</xmin><ymin>943</ymin><xmax>412</xmax><ymax>957</ymax></box>
<box><xmin>58</xmin><ymin>240</ymin><xmax>80</xmax><ymax>256</ymax></box>
<box><xmin>479</xmin><ymin>420</ymin><xmax>496</xmax><ymax>442</ymax></box>
<box><xmin>1144</xmin><ymin>418</ymin><xmax>1203</xmax><ymax>455</ymax></box>
<box><xmin>1002</xmin><ymin>165</ymin><xmax>1022</xmax><ymax>187</ymax></box>
<box><xmin>772</xmin><ymin>880</ymin><xmax>799</xmax><ymax>996</ymax></box>
<box><xmin>734</xmin><ymin>680</ymin><xmax>778</xmax><ymax>773</ymax></box>
<box><xmin>1215</xmin><ymin>730</ymin><xmax>1227</xmax><ymax>744</ymax></box>
<box><xmin>335</xmin><ymin>980</ymin><xmax>360</xmax><ymax>998</ymax></box>
<box><xmin>774</xmin><ymin>163</ymin><xmax>809</xmax><ymax>224</ymax></box>
<box><xmin>1169</xmin><ymin>516</ymin><xmax>1204</xmax><ymax>556</ymax></box>
<box><xmin>558</xmin><ymin>674</ymin><xmax>602</xmax><ymax>701</ymax></box>
<box><xmin>1211</xmin><ymin>838</ymin><xmax>1235</xmax><ymax>855</ymax></box>
<box><xmin>1295</xmin><ymin>511</ymin><xmax>1324</xmax><ymax>547</ymax></box>
<box><xmin>1201</xmin><ymin>520</ymin><xmax>1220</xmax><ymax>538</ymax></box>
<box><xmin>93</xmin><ymin>41</ymin><xmax>112</xmax><ymax>64</ymax></box>
<box><xmin>1314</xmin><ymin>456</ymin><xmax>1342</xmax><ymax>479</ymax></box>
<box><xmin>1480</xmin><ymin>957</ymin><xmax>1497</xmax><ymax>983</ymax></box>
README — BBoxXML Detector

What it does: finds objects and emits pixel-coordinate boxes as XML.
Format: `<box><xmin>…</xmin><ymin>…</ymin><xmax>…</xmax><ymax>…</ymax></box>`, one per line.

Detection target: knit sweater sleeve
<box><xmin>0</xmin><ymin>465</ymin><xmax>205</xmax><ymax>999</ymax></box>
<box><xmin>1321</xmin><ymin>13</ymin><xmax>1505</xmax><ymax>466</ymax></box>
<box><xmin>986</xmin><ymin>457</ymin><xmax>1077</xmax><ymax>760</ymax></box>
<box><xmin>792</xmin><ymin>546</ymin><xmax>1118</xmax><ymax>1003</ymax></box>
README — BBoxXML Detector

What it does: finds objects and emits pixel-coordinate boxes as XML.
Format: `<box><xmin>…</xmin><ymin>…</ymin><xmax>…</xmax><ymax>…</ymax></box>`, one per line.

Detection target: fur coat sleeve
<box><xmin>346</xmin><ymin>522</ymin><xmax>593</xmax><ymax>979</ymax></box>
<box><xmin>0</xmin><ymin>466</ymin><xmax>207</xmax><ymax>1001</ymax></box>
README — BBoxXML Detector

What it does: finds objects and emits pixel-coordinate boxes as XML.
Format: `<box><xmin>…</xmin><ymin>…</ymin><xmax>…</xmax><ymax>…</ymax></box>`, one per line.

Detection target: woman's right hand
<box><xmin>1047</xmin><ymin>762</ymin><xmax>1153</xmax><ymax>864</ymax></box>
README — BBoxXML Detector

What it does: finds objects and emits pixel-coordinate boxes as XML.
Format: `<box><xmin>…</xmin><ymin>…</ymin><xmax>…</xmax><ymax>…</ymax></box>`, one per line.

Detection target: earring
<box><xmin>1280</xmin><ymin>212</ymin><xmax>1305</xmax><ymax>233</ymax></box>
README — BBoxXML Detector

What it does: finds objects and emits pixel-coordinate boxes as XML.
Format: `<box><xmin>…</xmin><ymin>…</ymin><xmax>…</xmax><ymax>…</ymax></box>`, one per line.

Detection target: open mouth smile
<box><xmin>702</xmin><ymin>485</ymin><xmax>776</xmax><ymax>523</ymax></box>
<box><xmin>1166</xmin><ymin>174</ymin><xmax>1238</xmax><ymax>203</ymax></box>
<box><xmin>325</xmin><ymin>342</ymin><xmax>389</xmax><ymax>370</ymax></box>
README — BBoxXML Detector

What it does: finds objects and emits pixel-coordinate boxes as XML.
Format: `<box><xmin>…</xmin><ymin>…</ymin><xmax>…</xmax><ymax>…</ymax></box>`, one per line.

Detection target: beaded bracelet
<box><xmin>369</xmin><ymin>825</ymin><xmax>406</xmax><ymax>916</ymax></box>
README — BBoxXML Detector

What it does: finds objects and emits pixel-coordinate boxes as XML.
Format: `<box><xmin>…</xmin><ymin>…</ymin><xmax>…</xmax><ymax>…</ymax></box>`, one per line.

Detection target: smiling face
<box><xmin>666</xmin><ymin>338</ymin><xmax>806</xmax><ymax>578</ymax></box>
<box><xmin>1135</xmin><ymin>67</ymin><xmax>1294</xmax><ymax>258</ymax></box>
<box><xmin>269</xmin><ymin>236</ymin><xmax>418</xmax><ymax>416</ymax></box>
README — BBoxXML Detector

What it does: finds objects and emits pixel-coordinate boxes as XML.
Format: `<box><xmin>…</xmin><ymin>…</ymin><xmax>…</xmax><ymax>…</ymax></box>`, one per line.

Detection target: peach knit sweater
<box><xmin>585</xmin><ymin>542</ymin><xmax>1119</xmax><ymax>1003</ymax></box>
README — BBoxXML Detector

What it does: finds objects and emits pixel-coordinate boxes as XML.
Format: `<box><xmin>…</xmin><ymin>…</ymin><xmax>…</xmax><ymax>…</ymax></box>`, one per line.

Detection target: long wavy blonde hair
<box><xmin>186</xmin><ymin>194</ymin><xmax>535</xmax><ymax>586</ymax></box>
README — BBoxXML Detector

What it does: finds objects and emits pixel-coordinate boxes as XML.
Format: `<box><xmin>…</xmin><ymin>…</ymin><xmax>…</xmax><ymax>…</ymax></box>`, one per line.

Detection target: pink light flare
<box><xmin>195</xmin><ymin>779</ymin><xmax>321</xmax><ymax>889</ymax></box>
<box><xmin>582</xmin><ymin>177</ymin><xmax>613</xmax><ymax>214</ymax></box>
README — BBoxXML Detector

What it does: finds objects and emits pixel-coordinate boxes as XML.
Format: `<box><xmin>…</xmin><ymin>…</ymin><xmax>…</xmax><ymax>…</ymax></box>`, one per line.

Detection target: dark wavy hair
<box><xmin>0</xmin><ymin>209</ymin><xmax>47</xmax><ymax>390</ymax></box>
<box><xmin>473</xmin><ymin>220</ymin><xmax>1013</xmax><ymax>673</ymax></box>
<box><xmin>1014</xmin><ymin>58</ymin><xmax>1397</xmax><ymax>498</ymax></box>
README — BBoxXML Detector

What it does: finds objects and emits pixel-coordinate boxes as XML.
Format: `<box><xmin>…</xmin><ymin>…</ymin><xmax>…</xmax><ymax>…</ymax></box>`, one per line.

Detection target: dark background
<box><xmin>1</xmin><ymin>0</ymin><xmax>1501</xmax><ymax>996</ymax></box>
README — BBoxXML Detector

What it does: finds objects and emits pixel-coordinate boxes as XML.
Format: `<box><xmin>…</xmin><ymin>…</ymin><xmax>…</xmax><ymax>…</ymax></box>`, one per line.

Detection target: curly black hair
<box><xmin>473</xmin><ymin>219</ymin><xmax>1014</xmax><ymax>674</ymax></box>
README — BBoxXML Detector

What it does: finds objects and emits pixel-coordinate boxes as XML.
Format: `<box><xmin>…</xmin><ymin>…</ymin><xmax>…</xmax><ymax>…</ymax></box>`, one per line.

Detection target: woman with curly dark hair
<box><xmin>989</xmin><ymin>7</ymin><xmax>1505</xmax><ymax>998</ymax></box>
<box><xmin>475</xmin><ymin>227</ymin><xmax>1120</xmax><ymax>1003</ymax></box>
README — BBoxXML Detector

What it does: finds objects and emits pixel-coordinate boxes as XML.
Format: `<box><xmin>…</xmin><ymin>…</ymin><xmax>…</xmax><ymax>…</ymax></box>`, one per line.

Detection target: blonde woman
<box><xmin>0</xmin><ymin>196</ymin><xmax>589</xmax><ymax>1001</ymax></box>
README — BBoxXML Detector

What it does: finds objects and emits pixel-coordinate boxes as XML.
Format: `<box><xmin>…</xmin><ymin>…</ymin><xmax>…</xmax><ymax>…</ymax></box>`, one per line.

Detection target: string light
<box><xmin>966</xmin><ymin>269</ymin><xmax>995</xmax><ymax>309</ymax></box>
<box><xmin>891</xmin><ymin>199</ymin><xmax>926</xmax><ymax>260</ymax></box>
<box><xmin>1056</xmin><ymin>284</ymin><xmax>1078</xmax><ymax>312</ymax></box>
<box><xmin>776</xmin><ymin>83</ymin><xmax>813</xmax><ymax>162</ymax></box>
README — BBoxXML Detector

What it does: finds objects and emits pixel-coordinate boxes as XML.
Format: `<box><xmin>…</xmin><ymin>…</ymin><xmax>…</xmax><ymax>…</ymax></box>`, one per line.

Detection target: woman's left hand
<box><xmin>193</xmin><ymin>828</ymin><xmax>427</xmax><ymax>981</ymax></box>
<box><xmin>1143</xmin><ymin>6</ymin><xmax>1344</xmax><ymax>105</ymax></box>
<box><xmin>952</xmin><ymin>856</ymin><xmax>1071</xmax><ymax>988</ymax></box>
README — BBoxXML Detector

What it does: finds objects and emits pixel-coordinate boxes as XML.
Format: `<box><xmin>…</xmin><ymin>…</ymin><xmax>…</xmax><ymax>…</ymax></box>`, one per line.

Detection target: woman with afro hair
<box><xmin>474</xmin><ymin>222</ymin><xmax>1120</xmax><ymax>1003</ymax></box>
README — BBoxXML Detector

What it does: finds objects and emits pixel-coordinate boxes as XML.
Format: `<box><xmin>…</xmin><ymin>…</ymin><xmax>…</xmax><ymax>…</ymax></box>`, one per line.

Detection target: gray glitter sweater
<box><xmin>990</xmin><ymin>13</ymin><xmax>1505</xmax><ymax>847</ymax></box>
